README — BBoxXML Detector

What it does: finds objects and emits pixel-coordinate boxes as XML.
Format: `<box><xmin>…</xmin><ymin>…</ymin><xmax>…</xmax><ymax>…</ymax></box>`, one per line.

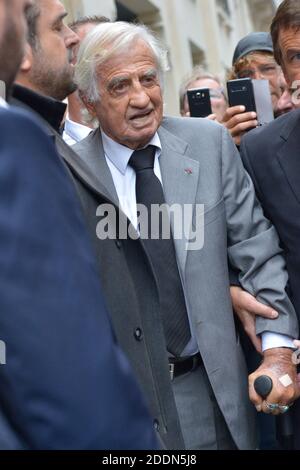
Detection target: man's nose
<box><xmin>65</xmin><ymin>26</ymin><xmax>80</xmax><ymax>49</ymax></box>
<box><xmin>130</xmin><ymin>84</ymin><xmax>151</xmax><ymax>107</ymax></box>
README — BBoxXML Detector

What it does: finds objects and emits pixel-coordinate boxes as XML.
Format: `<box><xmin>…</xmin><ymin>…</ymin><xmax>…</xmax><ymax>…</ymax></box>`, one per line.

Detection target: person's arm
<box><xmin>230</xmin><ymin>286</ymin><xmax>279</xmax><ymax>354</ymax></box>
<box><xmin>221</xmin><ymin>125</ymin><xmax>299</xmax><ymax>413</ymax></box>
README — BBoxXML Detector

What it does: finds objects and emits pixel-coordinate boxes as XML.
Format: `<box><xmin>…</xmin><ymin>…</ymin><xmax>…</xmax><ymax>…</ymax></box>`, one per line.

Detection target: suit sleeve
<box><xmin>221</xmin><ymin>126</ymin><xmax>299</xmax><ymax>339</ymax></box>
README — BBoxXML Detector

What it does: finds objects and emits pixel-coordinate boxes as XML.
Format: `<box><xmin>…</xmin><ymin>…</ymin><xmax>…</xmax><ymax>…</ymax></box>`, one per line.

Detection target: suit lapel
<box><xmin>158</xmin><ymin>126</ymin><xmax>200</xmax><ymax>273</ymax></box>
<box><xmin>277</xmin><ymin>113</ymin><xmax>300</xmax><ymax>205</ymax></box>
<box><xmin>67</xmin><ymin>129</ymin><xmax>120</xmax><ymax>206</ymax></box>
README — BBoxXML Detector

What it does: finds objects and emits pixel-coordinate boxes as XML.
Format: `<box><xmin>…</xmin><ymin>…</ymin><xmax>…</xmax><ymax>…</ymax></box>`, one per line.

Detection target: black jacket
<box><xmin>240</xmin><ymin>109</ymin><xmax>300</xmax><ymax>449</ymax></box>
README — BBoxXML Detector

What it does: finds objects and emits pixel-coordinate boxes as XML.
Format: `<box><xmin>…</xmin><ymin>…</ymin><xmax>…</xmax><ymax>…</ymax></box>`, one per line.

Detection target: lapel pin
<box><xmin>184</xmin><ymin>168</ymin><xmax>193</xmax><ymax>175</ymax></box>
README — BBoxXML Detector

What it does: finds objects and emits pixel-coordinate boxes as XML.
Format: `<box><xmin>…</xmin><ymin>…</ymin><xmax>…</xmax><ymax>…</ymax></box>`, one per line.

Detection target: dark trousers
<box><xmin>293</xmin><ymin>396</ymin><xmax>300</xmax><ymax>449</ymax></box>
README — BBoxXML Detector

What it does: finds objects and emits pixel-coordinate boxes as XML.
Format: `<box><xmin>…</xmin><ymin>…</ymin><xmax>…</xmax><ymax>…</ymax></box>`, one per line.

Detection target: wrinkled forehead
<box><xmin>188</xmin><ymin>78</ymin><xmax>220</xmax><ymax>90</ymax></box>
<box><xmin>278</xmin><ymin>25</ymin><xmax>300</xmax><ymax>51</ymax></box>
<box><xmin>101</xmin><ymin>37</ymin><xmax>157</xmax><ymax>65</ymax></box>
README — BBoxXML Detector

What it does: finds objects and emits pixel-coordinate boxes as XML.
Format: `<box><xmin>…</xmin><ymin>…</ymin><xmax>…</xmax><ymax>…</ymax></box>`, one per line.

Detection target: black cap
<box><xmin>232</xmin><ymin>32</ymin><xmax>274</xmax><ymax>65</ymax></box>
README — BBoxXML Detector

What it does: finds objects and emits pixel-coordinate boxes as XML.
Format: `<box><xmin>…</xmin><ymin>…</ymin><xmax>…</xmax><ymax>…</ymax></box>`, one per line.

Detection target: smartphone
<box><xmin>187</xmin><ymin>88</ymin><xmax>212</xmax><ymax>118</ymax></box>
<box><xmin>227</xmin><ymin>78</ymin><xmax>256</xmax><ymax>113</ymax></box>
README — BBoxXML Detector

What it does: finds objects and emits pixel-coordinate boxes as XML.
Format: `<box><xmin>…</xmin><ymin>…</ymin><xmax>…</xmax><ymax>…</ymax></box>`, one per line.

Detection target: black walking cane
<box><xmin>254</xmin><ymin>375</ymin><xmax>294</xmax><ymax>450</ymax></box>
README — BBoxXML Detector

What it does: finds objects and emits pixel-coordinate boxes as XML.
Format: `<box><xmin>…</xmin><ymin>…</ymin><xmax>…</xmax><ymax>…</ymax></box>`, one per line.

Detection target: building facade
<box><xmin>63</xmin><ymin>0</ymin><xmax>279</xmax><ymax>116</ymax></box>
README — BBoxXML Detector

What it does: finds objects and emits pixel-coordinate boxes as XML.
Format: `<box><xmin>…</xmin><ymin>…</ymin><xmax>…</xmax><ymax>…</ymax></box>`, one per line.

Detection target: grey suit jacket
<box><xmin>72</xmin><ymin>116</ymin><xmax>298</xmax><ymax>450</ymax></box>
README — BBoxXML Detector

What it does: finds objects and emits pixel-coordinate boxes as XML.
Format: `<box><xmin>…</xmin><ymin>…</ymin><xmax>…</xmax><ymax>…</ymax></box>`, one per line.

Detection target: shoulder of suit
<box><xmin>243</xmin><ymin>108</ymin><xmax>300</xmax><ymax>148</ymax></box>
<box><xmin>162</xmin><ymin>115</ymin><xmax>222</xmax><ymax>132</ymax></box>
<box><xmin>0</xmin><ymin>105</ymin><xmax>48</xmax><ymax>138</ymax></box>
<box><xmin>161</xmin><ymin>115</ymin><xmax>223</xmax><ymax>146</ymax></box>
<box><xmin>0</xmin><ymin>105</ymin><xmax>34</xmax><ymax>124</ymax></box>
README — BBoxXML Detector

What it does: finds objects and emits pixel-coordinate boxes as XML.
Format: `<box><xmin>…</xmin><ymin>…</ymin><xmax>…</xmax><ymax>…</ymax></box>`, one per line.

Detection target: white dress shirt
<box><xmin>0</xmin><ymin>97</ymin><xmax>8</xmax><ymax>108</ymax></box>
<box><xmin>101</xmin><ymin>129</ymin><xmax>295</xmax><ymax>354</ymax></box>
<box><xmin>63</xmin><ymin>117</ymin><xmax>92</xmax><ymax>146</ymax></box>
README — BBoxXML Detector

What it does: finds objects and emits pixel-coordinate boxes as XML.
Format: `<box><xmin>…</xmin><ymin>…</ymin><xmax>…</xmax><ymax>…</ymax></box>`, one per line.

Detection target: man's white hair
<box><xmin>75</xmin><ymin>21</ymin><xmax>169</xmax><ymax>103</ymax></box>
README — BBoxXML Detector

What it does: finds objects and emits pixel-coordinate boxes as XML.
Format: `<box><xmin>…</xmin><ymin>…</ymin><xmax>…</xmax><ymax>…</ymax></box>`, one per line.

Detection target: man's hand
<box><xmin>249</xmin><ymin>348</ymin><xmax>300</xmax><ymax>415</ymax></box>
<box><xmin>230</xmin><ymin>286</ymin><xmax>278</xmax><ymax>354</ymax></box>
<box><xmin>222</xmin><ymin>106</ymin><xmax>258</xmax><ymax>146</ymax></box>
<box><xmin>183</xmin><ymin>111</ymin><xmax>217</xmax><ymax>121</ymax></box>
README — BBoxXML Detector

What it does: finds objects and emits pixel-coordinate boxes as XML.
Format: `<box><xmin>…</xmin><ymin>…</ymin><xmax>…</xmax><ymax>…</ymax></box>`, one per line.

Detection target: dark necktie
<box><xmin>129</xmin><ymin>145</ymin><xmax>191</xmax><ymax>357</ymax></box>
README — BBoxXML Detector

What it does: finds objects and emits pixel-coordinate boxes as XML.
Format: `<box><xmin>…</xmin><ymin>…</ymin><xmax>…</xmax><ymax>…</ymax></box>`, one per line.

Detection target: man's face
<box><xmin>279</xmin><ymin>27</ymin><xmax>300</xmax><ymax>105</ymax></box>
<box><xmin>275</xmin><ymin>73</ymin><xmax>295</xmax><ymax>117</ymax></box>
<box><xmin>0</xmin><ymin>0</ymin><xmax>31</xmax><ymax>94</ymax></box>
<box><xmin>90</xmin><ymin>39</ymin><xmax>163</xmax><ymax>150</ymax></box>
<box><xmin>71</xmin><ymin>22</ymin><xmax>98</xmax><ymax>65</ymax></box>
<box><xmin>183</xmin><ymin>78</ymin><xmax>227</xmax><ymax>121</ymax></box>
<box><xmin>237</xmin><ymin>53</ymin><xmax>281</xmax><ymax>110</ymax></box>
<box><xmin>30</xmin><ymin>0</ymin><xmax>79</xmax><ymax>100</ymax></box>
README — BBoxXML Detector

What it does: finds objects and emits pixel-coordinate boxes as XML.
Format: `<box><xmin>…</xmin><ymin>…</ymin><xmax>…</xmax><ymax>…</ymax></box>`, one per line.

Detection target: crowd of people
<box><xmin>0</xmin><ymin>0</ymin><xmax>300</xmax><ymax>451</ymax></box>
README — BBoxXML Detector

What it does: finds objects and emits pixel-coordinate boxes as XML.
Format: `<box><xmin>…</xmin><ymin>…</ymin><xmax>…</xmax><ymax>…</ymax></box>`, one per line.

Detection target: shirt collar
<box><xmin>65</xmin><ymin>117</ymin><xmax>92</xmax><ymax>142</ymax></box>
<box><xmin>101</xmin><ymin>129</ymin><xmax>162</xmax><ymax>175</ymax></box>
<box><xmin>0</xmin><ymin>96</ymin><xmax>8</xmax><ymax>109</ymax></box>
<box><xmin>11</xmin><ymin>84</ymin><xmax>67</xmax><ymax>133</ymax></box>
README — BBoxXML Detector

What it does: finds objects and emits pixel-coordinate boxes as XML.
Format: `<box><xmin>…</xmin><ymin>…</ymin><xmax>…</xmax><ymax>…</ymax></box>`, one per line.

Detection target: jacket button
<box><xmin>134</xmin><ymin>328</ymin><xmax>143</xmax><ymax>341</ymax></box>
<box><xmin>153</xmin><ymin>419</ymin><xmax>160</xmax><ymax>432</ymax></box>
<box><xmin>115</xmin><ymin>240</ymin><xmax>122</xmax><ymax>249</ymax></box>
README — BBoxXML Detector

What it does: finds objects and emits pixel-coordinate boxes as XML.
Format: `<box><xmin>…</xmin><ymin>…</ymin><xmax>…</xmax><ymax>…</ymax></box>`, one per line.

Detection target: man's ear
<box><xmin>80</xmin><ymin>92</ymin><xmax>97</xmax><ymax>117</ymax></box>
<box><xmin>19</xmin><ymin>44</ymin><xmax>34</xmax><ymax>73</ymax></box>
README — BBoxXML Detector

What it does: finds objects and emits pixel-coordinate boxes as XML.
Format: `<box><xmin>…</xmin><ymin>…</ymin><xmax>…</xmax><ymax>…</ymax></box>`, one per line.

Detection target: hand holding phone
<box><xmin>187</xmin><ymin>88</ymin><xmax>212</xmax><ymax>118</ymax></box>
<box><xmin>227</xmin><ymin>78</ymin><xmax>256</xmax><ymax>112</ymax></box>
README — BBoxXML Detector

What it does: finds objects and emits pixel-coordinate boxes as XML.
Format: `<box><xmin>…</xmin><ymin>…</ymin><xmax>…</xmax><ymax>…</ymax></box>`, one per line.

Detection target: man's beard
<box><xmin>30</xmin><ymin>51</ymin><xmax>77</xmax><ymax>101</ymax></box>
<box><xmin>0</xmin><ymin>11</ymin><xmax>25</xmax><ymax>96</ymax></box>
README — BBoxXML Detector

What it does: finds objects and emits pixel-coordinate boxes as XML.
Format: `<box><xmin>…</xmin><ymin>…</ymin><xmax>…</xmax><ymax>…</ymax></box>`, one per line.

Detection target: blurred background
<box><xmin>63</xmin><ymin>0</ymin><xmax>283</xmax><ymax>115</ymax></box>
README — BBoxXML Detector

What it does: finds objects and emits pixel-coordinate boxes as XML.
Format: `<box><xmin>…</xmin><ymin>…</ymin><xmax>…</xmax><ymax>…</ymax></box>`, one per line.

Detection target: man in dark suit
<box><xmin>239</xmin><ymin>0</ymin><xmax>300</xmax><ymax>449</ymax></box>
<box><xmin>0</xmin><ymin>0</ymin><xmax>157</xmax><ymax>450</ymax></box>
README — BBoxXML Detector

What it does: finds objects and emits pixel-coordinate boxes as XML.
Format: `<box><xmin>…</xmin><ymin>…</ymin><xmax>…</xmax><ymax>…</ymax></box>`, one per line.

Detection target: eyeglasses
<box><xmin>237</xmin><ymin>64</ymin><xmax>278</xmax><ymax>80</ymax></box>
<box><xmin>209</xmin><ymin>88</ymin><xmax>225</xmax><ymax>99</ymax></box>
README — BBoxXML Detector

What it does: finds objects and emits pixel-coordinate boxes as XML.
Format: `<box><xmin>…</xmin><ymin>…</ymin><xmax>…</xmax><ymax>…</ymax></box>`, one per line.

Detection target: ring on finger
<box><xmin>265</xmin><ymin>402</ymin><xmax>279</xmax><ymax>411</ymax></box>
<box><xmin>278</xmin><ymin>403</ymin><xmax>294</xmax><ymax>414</ymax></box>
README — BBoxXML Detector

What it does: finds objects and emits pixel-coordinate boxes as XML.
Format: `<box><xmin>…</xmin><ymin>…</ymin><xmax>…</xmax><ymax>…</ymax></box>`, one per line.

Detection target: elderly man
<box><xmin>73</xmin><ymin>21</ymin><xmax>300</xmax><ymax>450</ymax></box>
<box><xmin>0</xmin><ymin>0</ymin><xmax>157</xmax><ymax>450</ymax></box>
<box><xmin>237</xmin><ymin>0</ymin><xmax>300</xmax><ymax>449</ymax></box>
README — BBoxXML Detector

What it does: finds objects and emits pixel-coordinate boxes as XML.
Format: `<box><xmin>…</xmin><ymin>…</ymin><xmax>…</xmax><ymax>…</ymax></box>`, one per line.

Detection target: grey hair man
<box><xmin>73</xmin><ymin>21</ymin><xmax>300</xmax><ymax>450</ymax></box>
<box><xmin>179</xmin><ymin>66</ymin><xmax>227</xmax><ymax>122</ymax></box>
